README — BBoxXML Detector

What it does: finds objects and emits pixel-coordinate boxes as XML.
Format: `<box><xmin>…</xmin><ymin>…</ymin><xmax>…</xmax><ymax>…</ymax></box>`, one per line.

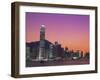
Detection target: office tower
<box><xmin>38</xmin><ymin>25</ymin><xmax>46</xmax><ymax>61</ymax></box>
<box><xmin>49</xmin><ymin>44</ymin><xmax>54</xmax><ymax>59</ymax></box>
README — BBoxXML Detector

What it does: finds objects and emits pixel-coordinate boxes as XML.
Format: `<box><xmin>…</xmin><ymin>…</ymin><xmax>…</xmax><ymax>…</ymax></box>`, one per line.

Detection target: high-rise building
<box><xmin>49</xmin><ymin>44</ymin><xmax>54</xmax><ymax>59</ymax></box>
<box><xmin>26</xmin><ymin>46</ymin><xmax>30</xmax><ymax>60</ymax></box>
<box><xmin>38</xmin><ymin>25</ymin><xmax>46</xmax><ymax>61</ymax></box>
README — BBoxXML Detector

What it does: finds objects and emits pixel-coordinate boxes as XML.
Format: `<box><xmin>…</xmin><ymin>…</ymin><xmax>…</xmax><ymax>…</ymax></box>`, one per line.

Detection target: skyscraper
<box><xmin>38</xmin><ymin>25</ymin><xmax>46</xmax><ymax>61</ymax></box>
<box><xmin>49</xmin><ymin>44</ymin><xmax>54</xmax><ymax>59</ymax></box>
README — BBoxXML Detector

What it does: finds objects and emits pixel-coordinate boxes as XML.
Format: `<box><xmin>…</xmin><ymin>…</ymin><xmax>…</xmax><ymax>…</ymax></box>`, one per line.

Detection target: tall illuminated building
<box><xmin>38</xmin><ymin>25</ymin><xmax>46</xmax><ymax>61</ymax></box>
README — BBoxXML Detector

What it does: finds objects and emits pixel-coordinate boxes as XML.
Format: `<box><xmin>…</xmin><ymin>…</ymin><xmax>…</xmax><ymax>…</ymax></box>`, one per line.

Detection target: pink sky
<box><xmin>26</xmin><ymin>12</ymin><xmax>89</xmax><ymax>53</ymax></box>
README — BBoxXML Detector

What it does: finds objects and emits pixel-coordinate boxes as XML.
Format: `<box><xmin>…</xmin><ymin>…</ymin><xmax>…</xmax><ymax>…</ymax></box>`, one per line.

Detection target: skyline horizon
<box><xmin>26</xmin><ymin>12</ymin><xmax>89</xmax><ymax>53</ymax></box>
<box><xmin>26</xmin><ymin>38</ymin><xmax>89</xmax><ymax>53</ymax></box>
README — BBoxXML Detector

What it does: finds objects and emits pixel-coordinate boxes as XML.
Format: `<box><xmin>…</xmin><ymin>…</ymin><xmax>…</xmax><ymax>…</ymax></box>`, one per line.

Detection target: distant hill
<box><xmin>26</xmin><ymin>40</ymin><xmax>53</xmax><ymax>49</ymax></box>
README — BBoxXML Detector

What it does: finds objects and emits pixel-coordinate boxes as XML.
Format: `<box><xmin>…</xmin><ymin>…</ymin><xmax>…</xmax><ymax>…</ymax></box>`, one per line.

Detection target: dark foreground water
<box><xmin>26</xmin><ymin>58</ymin><xmax>89</xmax><ymax>67</ymax></box>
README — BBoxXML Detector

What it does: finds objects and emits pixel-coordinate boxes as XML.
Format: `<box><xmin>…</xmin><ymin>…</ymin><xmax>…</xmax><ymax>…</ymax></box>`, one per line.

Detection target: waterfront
<box><xmin>26</xmin><ymin>58</ymin><xmax>89</xmax><ymax>67</ymax></box>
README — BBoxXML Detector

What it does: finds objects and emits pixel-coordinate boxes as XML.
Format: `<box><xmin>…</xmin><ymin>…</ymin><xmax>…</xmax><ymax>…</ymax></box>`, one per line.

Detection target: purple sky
<box><xmin>26</xmin><ymin>12</ymin><xmax>89</xmax><ymax>53</ymax></box>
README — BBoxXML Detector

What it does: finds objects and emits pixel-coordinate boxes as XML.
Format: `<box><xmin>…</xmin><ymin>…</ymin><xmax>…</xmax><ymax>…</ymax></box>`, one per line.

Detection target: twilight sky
<box><xmin>26</xmin><ymin>12</ymin><xmax>89</xmax><ymax>53</ymax></box>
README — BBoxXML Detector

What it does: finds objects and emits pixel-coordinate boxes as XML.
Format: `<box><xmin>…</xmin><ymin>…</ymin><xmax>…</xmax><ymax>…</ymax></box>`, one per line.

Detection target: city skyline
<box><xmin>26</xmin><ymin>12</ymin><xmax>89</xmax><ymax>53</ymax></box>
